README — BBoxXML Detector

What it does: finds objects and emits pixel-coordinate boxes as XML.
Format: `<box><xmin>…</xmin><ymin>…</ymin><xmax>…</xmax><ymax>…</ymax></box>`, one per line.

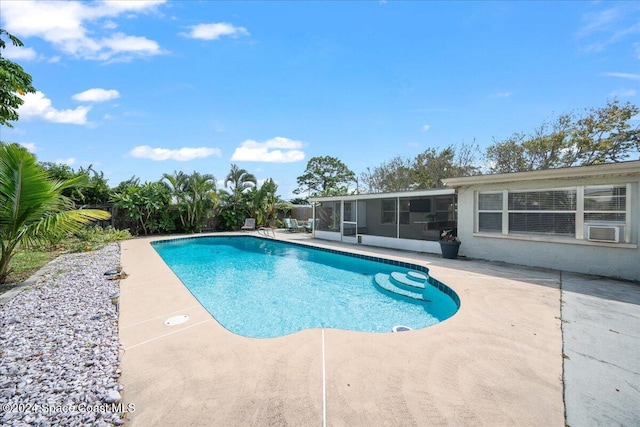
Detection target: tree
<box><xmin>41</xmin><ymin>163</ymin><xmax>111</xmax><ymax>205</ymax></box>
<box><xmin>289</xmin><ymin>197</ymin><xmax>309</xmax><ymax>205</ymax></box>
<box><xmin>360</xmin><ymin>156</ymin><xmax>414</xmax><ymax>193</ymax></box>
<box><xmin>411</xmin><ymin>143</ymin><xmax>481</xmax><ymax>189</ymax></box>
<box><xmin>111</xmin><ymin>182</ymin><xmax>173</xmax><ymax>235</ymax></box>
<box><xmin>294</xmin><ymin>156</ymin><xmax>356</xmax><ymax>197</ymax></box>
<box><xmin>245</xmin><ymin>178</ymin><xmax>291</xmax><ymax>227</ymax></box>
<box><xmin>181</xmin><ymin>172</ymin><xmax>218</xmax><ymax>232</ymax></box>
<box><xmin>0</xmin><ymin>143</ymin><xmax>110</xmax><ymax>283</ymax></box>
<box><xmin>0</xmin><ymin>29</ymin><xmax>36</xmax><ymax>128</ymax></box>
<box><xmin>162</xmin><ymin>170</ymin><xmax>189</xmax><ymax>230</ymax></box>
<box><xmin>485</xmin><ymin>100</ymin><xmax>640</xmax><ymax>173</ymax></box>
<box><xmin>113</xmin><ymin>176</ymin><xmax>141</xmax><ymax>194</ymax></box>
<box><xmin>222</xmin><ymin>164</ymin><xmax>257</xmax><ymax>229</ymax></box>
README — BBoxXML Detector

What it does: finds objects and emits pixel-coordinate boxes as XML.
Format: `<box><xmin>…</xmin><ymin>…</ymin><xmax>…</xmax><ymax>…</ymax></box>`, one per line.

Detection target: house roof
<box><xmin>442</xmin><ymin>160</ymin><xmax>640</xmax><ymax>188</ymax></box>
<box><xmin>308</xmin><ymin>188</ymin><xmax>455</xmax><ymax>203</ymax></box>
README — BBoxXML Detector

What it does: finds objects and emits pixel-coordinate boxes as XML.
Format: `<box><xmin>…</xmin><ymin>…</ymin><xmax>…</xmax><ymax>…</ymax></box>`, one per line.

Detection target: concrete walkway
<box><xmin>562</xmin><ymin>273</ymin><xmax>640</xmax><ymax>426</ymax></box>
<box><xmin>116</xmin><ymin>231</ymin><xmax>638</xmax><ymax>426</ymax></box>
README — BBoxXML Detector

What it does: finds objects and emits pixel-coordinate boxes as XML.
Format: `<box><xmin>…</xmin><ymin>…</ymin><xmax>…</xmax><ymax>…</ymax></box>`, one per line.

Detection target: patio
<box><xmin>117</xmin><ymin>231</ymin><xmax>638</xmax><ymax>426</ymax></box>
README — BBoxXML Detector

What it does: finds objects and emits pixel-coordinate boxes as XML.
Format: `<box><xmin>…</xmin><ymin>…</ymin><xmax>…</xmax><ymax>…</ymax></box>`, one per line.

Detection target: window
<box><xmin>478</xmin><ymin>192</ymin><xmax>503</xmax><ymax>232</ymax></box>
<box><xmin>381</xmin><ymin>199</ymin><xmax>396</xmax><ymax>224</ymax></box>
<box><xmin>508</xmin><ymin>190</ymin><xmax>576</xmax><ymax>235</ymax></box>
<box><xmin>477</xmin><ymin>184</ymin><xmax>630</xmax><ymax>242</ymax></box>
<box><xmin>584</xmin><ymin>185</ymin><xmax>626</xmax><ymax>223</ymax></box>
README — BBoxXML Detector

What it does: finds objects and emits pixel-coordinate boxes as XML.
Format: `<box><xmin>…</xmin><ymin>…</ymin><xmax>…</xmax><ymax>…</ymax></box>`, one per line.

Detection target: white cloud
<box><xmin>72</xmin><ymin>88</ymin><xmax>120</xmax><ymax>102</ymax></box>
<box><xmin>18</xmin><ymin>91</ymin><xmax>91</xmax><ymax>125</ymax></box>
<box><xmin>422</xmin><ymin>125</ymin><xmax>430</xmax><ymax>131</ymax></box>
<box><xmin>183</xmin><ymin>22</ymin><xmax>249</xmax><ymax>40</ymax></box>
<box><xmin>55</xmin><ymin>157</ymin><xmax>75</xmax><ymax>166</ymax></box>
<box><xmin>605</xmin><ymin>72</ymin><xmax>640</xmax><ymax>80</ymax></box>
<box><xmin>609</xmin><ymin>88</ymin><xmax>637</xmax><ymax>97</ymax></box>
<box><xmin>577</xmin><ymin>6</ymin><xmax>640</xmax><ymax>53</ymax></box>
<box><xmin>128</xmin><ymin>145</ymin><xmax>222</xmax><ymax>161</ymax></box>
<box><xmin>2</xmin><ymin>44</ymin><xmax>37</xmax><ymax>61</ymax></box>
<box><xmin>231</xmin><ymin>137</ymin><xmax>305</xmax><ymax>163</ymax></box>
<box><xmin>102</xmin><ymin>20</ymin><xmax>118</xmax><ymax>30</ymax></box>
<box><xmin>1</xmin><ymin>0</ymin><xmax>166</xmax><ymax>62</ymax></box>
<box><xmin>492</xmin><ymin>92</ymin><xmax>511</xmax><ymax>98</ymax></box>
<box><xmin>577</xmin><ymin>8</ymin><xmax>622</xmax><ymax>39</ymax></box>
<box><xmin>19</xmin><ymin>142</ymin><xmax>37</xmax><ymax>153</ymax></box>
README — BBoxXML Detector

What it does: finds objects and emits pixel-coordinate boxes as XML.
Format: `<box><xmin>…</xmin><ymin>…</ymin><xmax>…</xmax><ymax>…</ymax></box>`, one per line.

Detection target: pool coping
<box><xmin>119</xmin><ymin>231</ymin><xmax>566</xmax><ymax>426</ymax></box>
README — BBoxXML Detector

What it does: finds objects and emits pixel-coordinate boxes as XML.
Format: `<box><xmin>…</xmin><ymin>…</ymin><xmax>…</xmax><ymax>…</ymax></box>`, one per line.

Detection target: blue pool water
<box><xmin>152</xmin><ymin>236</ymin><xmax>459</xmax><ymax>338</ymax></box>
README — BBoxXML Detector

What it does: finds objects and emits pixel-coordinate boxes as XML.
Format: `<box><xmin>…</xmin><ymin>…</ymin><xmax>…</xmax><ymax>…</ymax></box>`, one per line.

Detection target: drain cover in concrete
<box><xmin>164</xmin><ymin>315</ymin><xmax>190</xmax><ymax>326</ymax></box>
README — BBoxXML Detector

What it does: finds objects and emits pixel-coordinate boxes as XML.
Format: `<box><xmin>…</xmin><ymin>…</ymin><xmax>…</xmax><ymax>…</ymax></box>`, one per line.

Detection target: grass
<box><xmin>1</xmin><ymin>226</ymin><xmax>132</xmax><ymax>289</ymax></box>
<box><xmin>1</xmin><ymin>249</ymin><xmax>61</xmax><ymax>286</ymax></box>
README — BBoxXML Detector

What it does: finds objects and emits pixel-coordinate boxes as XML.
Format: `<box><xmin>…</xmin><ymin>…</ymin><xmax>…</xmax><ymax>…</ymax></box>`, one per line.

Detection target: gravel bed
<box><xmin>0</xmin><ymin>244</ymin><xmax>124</xmax><ymax>426</ymax></box>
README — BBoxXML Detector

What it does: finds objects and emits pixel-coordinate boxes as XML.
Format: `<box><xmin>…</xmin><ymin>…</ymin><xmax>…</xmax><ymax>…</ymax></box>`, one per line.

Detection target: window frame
<box><xmin>475</xmin><ymin>183</ymin><xmax>631</xmax><ymax>243</ymax></box>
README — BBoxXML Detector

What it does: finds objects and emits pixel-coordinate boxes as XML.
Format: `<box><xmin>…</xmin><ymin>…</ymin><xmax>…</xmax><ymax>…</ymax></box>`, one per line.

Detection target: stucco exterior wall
<box><xmin>455</xmin><ymin>175</ymin><xmax>640</xmax><ymax>282</ymax></box>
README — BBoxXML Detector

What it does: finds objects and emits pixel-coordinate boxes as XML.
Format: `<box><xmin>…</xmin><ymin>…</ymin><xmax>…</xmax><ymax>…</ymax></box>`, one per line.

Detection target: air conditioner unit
<box><xmin>587</xmin><ymin>225</ymin><xmax>620</xmax><ymax>243</ymax></box>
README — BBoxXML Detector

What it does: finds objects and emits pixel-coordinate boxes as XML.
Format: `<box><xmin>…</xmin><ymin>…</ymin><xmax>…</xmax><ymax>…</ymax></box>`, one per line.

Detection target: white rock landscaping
<box><xmin>0</xmin><ymin>244</ymin><xmax>124</xmax><ymax>426</ymax></box>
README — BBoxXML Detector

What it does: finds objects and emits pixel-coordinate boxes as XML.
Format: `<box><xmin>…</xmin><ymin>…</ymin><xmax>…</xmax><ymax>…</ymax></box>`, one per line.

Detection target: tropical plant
<box><xmin>0</xmin><ymin>143</ymin><xmax>110</xmax><ymax>283</ymax></box>
<box><xmin>161</xmin><ymin>170</ymin><xmax>189</xmax><ymax>230</ymax></box>
<box><xmin>110</xmin><ymin>181</ymin><xmax>173</xmax><ymax>235</ymax></box>
<box><xmin>245</xmin><ymin>178</ymin><xmax>291</xmax><ymax>227</ymax></box>
<box><xmin>184</xmin><ymin>172</ymin><xmax>218</xmax><ymax>232</ymax></box>
<box><xmin>0</xmin><ymin>29</ymin><xmax>36</xmax><ymax>128</ymax></box>
<box><xmin>223</xmin><ymin>164</ymin><xmax>257</xmax><ymax>229</ymax></box>
<box><xmin>41</xmin><ymin>162</ymin><xmax>111</xmax><ymax>205</ymax></box>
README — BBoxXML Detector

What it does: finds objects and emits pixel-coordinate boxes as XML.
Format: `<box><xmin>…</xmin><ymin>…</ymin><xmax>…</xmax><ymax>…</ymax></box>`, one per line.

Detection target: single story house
<box><xmin>442</xmin><ymin>160</ymin><xmax>639</xmax><ymax>282</ymax></box>
<box><xmin>309</xmin><ymin>160</ymin><xmax>640</xmax><ymax>281</ymax></box>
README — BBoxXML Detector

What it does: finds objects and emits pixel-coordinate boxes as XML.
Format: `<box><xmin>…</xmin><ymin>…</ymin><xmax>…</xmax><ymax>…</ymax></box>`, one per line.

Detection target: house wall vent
<box><xmin>587</xmin><ymin>225</ymin><xmax>620</xmax><ymax>243</ymax></box>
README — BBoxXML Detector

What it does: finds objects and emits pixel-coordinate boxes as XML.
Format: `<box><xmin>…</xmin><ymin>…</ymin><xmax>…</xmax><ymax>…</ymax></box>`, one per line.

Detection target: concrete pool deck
<box><xmin>118</xmin><ymin>232</ymin><xmax>638</xmax><ymax>426</ymax></box>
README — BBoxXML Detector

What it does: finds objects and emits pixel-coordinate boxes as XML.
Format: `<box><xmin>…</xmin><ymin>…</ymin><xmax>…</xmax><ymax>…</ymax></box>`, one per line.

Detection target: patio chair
<box><xmin>305</xmin><ymin>218</ymin><xmax>319</xmax><ymax>233</ymax></box>
<box><xmin>241</xmin><ymin>218</ymin><xmax>256</xmax><ymax>231</ymax></box>
<box><xmin>285</xmin><ymin>218</ymin><xmax>304</xmax><ymax>232</ymax></box>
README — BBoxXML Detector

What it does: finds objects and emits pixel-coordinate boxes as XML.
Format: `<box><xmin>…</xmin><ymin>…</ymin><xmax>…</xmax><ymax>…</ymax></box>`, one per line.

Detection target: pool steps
<box><xmin>374</xmin><ymin>271</ymin><xmax>432</xmax><ymax>302</ymax></box>
<box><xmin>390</xmin><ymin>271</ymin><xmax>427</xmax><ymax>290</ymax></box>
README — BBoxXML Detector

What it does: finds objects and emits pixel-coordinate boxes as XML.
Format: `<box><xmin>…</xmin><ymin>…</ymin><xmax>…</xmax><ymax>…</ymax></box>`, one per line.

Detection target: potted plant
<box><xmin>439</xmin><ymin>229</ymin><xmax>461</xmax><ymax>259</ymax></box>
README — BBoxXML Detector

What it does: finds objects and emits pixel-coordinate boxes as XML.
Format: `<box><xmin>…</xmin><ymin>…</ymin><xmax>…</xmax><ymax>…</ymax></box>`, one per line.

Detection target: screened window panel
<box><xmin>479</xmin><ymin>212</ymin><xmax>502</xmax><ymax>232</ymax></box>
<box><xmin>381</xmin><ymin>199</ymin><xmax>396</xmax><ymax>224</ymax></box>
<box><xmin>316</xmin><ymin>201</ymin><xmax>341</xmax><ymax>232</ymax></box>
<box><xmin>479</xmin><ymin>193</ymin><xmax>502</xmax><ymax>210</ymax></box>
<box><xmin>399</xmin><ymin>212</ymin><xmax>410</xmax><ymax>225</ymax></box>
<box><xmin>509</xmin><ymin>213</ymin><xmax>575</xmax><ymax>235</ymax></box>
<box><xmin>399</xmin><ymin>198</ymin><xmax>410</xmax><ymax>225</ymax></box>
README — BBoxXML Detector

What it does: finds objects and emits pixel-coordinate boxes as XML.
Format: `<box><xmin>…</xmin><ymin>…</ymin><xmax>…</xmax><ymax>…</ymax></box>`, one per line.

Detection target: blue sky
<box><xmin>1</xmin><ymin>1</ymin><xmax>639</xmax><ymax>199</ymax></box>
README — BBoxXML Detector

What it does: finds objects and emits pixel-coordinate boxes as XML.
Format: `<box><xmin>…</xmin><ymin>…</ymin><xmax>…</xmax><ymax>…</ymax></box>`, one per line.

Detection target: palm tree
<box><xmin>224</xmin><ymin>164</ymin><xmax>257</xmax><ymax>196</ymax></box>
<box><xmin>224</xmin><ymin>164</ymin><xmax>257</xmax><ymax>228</ymax></box>
<box><xmin>0</xmin><ymin>143</ymin><xmax>110</xmax><ymax>283</ymax></box>
<box><xmin>183</xmin><ymin>172</ymin><xmax>217</xmax><ymax>232</ymax></box>
<box><xmin>161</xmin><ymin>170</ymin><xmax>189</xmax><ymax>230</ymax></box>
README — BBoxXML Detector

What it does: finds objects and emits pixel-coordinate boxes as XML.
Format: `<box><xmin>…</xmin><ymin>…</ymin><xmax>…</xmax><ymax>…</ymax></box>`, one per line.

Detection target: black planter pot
<box><xmin>439</xmin><ymin>240</ymin><xmax>461</xmax><ymax>259</ymax></box>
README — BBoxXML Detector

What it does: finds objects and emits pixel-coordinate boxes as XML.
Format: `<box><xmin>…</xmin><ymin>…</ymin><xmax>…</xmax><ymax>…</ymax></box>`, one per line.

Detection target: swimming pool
<box><xmin>152</xmin><ymin>236</ymin><xmax>459</xmax><ymax>338</ymax></box>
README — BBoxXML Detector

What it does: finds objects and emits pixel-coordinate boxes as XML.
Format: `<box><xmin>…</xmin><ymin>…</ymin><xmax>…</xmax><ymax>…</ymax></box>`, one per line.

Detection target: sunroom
<box><xmin>309</xmin><ymin>189</ymin><xmax>457</xmax><ymax>254</ymax></box>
